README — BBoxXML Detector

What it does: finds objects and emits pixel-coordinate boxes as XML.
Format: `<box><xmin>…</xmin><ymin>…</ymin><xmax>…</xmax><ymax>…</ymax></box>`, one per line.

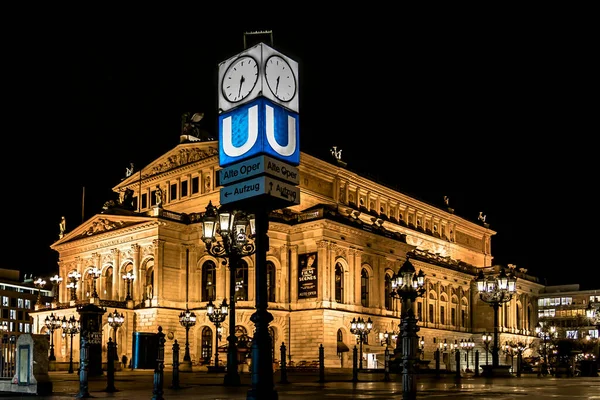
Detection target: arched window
<box><xmin>384</xmin><ymin>273</ymin><xmax>392</xmax><ymax>310</ymax></box>
<box><xmin>201</xmin><ymin>326</ymin><xmax>213</xmax><ymax>365</ymax></box>
<box><xmin>235</xmin><ymin>260</ymin><xmax>249</xmax><ymax>301</ymax></box>
<box><xmin>335</xmin><ymin>263</ymin><xmax>344</xmax><ymax>303</ymax></box>
<box><xmin>267</xmin><ymin>262</ymin><xmax>276</xmax><ymax>302</ymax></box>
<box><xmin>360</xmin><ymin>268</ymin><xmax>369</xmax><ymax>307</ymax></box>
<box><xmin>202</xmin><ymin>260</ymin><xmax>217</xmax><ymax>302</ymax></box>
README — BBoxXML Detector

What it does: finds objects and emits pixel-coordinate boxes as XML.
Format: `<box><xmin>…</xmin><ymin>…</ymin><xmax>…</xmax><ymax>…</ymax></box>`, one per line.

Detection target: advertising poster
<box><xmin>298</xmin><ymin>252</ymin><xmax>318</xmax><ymax>299</ymax></box>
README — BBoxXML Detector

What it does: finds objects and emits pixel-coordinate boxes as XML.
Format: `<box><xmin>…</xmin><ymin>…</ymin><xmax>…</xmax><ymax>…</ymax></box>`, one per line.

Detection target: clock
<box><xmin>221</xmin><ymin>55</ymin><xmax>259</xmax><ymax>103</ymax></box>
<box><xmin>265</xmin><ymin>54</ymin><xmax>297</xmax><ymax>102</ymax></box>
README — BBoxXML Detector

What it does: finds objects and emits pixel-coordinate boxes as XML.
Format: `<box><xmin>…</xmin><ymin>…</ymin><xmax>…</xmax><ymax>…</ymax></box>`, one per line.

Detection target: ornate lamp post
<box><xmin>390</xmin><ymin>255</ymin><xmax>425</xmax><ymax>400</ymax></box>
<box><xmin>535</xmin><ymin>321</ymin><xmax>556</xmax><ymax>376</ymax></box>
<box><xmin>179</xmin><ymin>307</ymin><xmax>196</xmax><ymax>371</ymax></box>
<box><xmin>67</xmin><ymin>271</ymin><xmax>81</xmax><ymax>301</ymax></box>
<box><xmin>44</xmin><ymin>312</ymin><xmax>61</xmax><ymax>361</ymax></box>
<box><xmin>122</xmin><ymin>271</ymin><xmax>135</xmax><ymax>301</ymax></box>
<box><xmin>482</xmin><ymin>332</ymin><xmax>493</xmax><ymax>366</ymax></box>
<box><xmin>206</xmin><ymin>298</ymin><xmax>229</xmax><ymax>369</ymax></box>
<box><xmin>34</xmin><ymin>277</ymin><xmax>46</xmax><ymax>306</ymax></box>
<box><xmin>49</xmin><ymin>274</ymin><xmax>63</xmax><ymax>304</ymax></box>
<box><xmin>107</xmin><ymin>309</ymin><xmax>125</xmax><ymax>361</ymax></box>
<box><xmin>461</xmin><ymin>338</ymin><xmax>475</xmax><ymax>372</ymax></box>
<box><xmin>88</xmin><ymin>267</ymin><xmax>102</xmax><ymax>299</ymax></box>
<box><xmin>350</xmin><ymin>316</ymin><xmax>372</xmax><ymax>370</ymax></box>
<box><xmin>200</xmin><ymin>200</ymin><xmax>256</xmax><ymax>386</ymax></box>
<box><xmin>475</xmin><ymin>267</ymin><xmax>516</xmax><ymax>372</ymax></box>
<box><xmin>61</xmin><ymin>315</ymin><xmax>80</xmax><ymax>373</ymax></box>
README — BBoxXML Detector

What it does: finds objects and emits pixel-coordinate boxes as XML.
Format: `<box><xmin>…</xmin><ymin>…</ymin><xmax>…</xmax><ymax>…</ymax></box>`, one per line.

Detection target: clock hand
<box><xmin>238</xmin><ymin>75</ymin><xmax>245</xmax><ymax>99</ymax></box>
<box><xmin>275</xmin><ymin>76</ymin><xmax>280</xmax><ymax>95</ymax></box>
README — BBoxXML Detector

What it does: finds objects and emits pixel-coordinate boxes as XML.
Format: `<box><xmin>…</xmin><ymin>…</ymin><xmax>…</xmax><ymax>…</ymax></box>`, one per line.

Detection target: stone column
<box><xmin>289</xmin><ymin>245</ymin><xmax>298</xmax><ymax>303</ymax></box>
<box><xmin>280</xmin><ymin>244</ymin><xmax>291</xmax><ymax>304</ymax></box>
<box><xmin>111</xmin><ymin>249</ymin><xmax>120</xmax><ymax>300</ymax></box>
<box><xmin>317</xmin><ymin>240</ymin><xmax>329</xmax><ymax>302</ymax></box>
<box><xmin>132</xmin><ymin>244</ymin><xmax>141</xmax><ymax>304</ymax></box>
<box><xmin>153</xmin><ymin>239</ymin><xmax>165</xmax><ymax>306</ymax></box>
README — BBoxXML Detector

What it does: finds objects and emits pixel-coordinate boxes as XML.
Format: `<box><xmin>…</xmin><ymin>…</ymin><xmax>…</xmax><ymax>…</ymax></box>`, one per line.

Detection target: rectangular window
<box><xmin>2</xmin><ymin>296</ymin><xmax>7</xmax><ymax>306</ymax></box>
<box><xmin>18</xmin><ymin>323</ymin><xmax>23</xmax><ymax>332</ymax></box>
<box><xmin>566</xmin><ymin>330</ymin><xmax>578</xmax><ymax>339</ymax></box>
<box><xmin>440</xmin><ymin>306</ymin><xmax>445</xmax><ymax>325</ymax></box>
<box><xmin>10</xmin><ymin>310</ymin><xmax>16</xmax><ymax>319</ymax></box>
<box><xmin>461</xmin><ymin>309</ymin><xmax>466</xmax><ymax>328</ymax></box>
<box><xmin>170</xmin><ymin>183</ymin><xmax>177</xmax><ymax>201</ymax></box>
<box><xmin>150</xmin><ymin>189</ymin><xmax>157</xmax><ymax>206</ymax></box>
<box><xmin>17</xmin><ymin>298</ymin><xmax>24</xmax><ymax>308</ymax></box>
<box><xmin>181</xmin><ymin>180</ymin><xmax>189</xmax><ymax>197</ymax></box>
<box><xmin>24</xmin><ymin>323</ymin><xmax>30</xmax><ymax>333</ymax></box>
<box><xmin>141</xmin><ymin>193</ymin><xmax>148</xmax><ymax>209</ymax></box>
<box><xmin>451</xmin><ymin>308</ymin><xmax>456</xmax><ymax>326</ymax></box>
<box><xmin>417</xmin><ymin>302</ymin><xmax>422</xmax><ymax>321</ymax></box>
<box><xmin>25</xmin><ymin>299</ymin><xmax>31</xmax><ymax>309</ymax></box>
<box><xmin>192</xmin><ymin>176</ymin><xmax>200</xmax><ymax>194</ymax></box>
<box><xmin>429</xmin><ymin>304</ymin><xmax>434</xmax><ymax>323</ymax></box>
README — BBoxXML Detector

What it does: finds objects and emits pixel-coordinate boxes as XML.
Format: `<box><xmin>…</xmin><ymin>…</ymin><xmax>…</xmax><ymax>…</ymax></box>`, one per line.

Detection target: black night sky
<box><xmin>1</xmin><ymin>14</ymin><xmax>595</xmax><ymax>288</ymax></box>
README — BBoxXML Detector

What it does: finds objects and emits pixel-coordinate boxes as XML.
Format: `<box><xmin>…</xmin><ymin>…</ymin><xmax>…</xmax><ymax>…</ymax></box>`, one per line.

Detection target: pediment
<box><xmin>118</xmin><ymin>141</ymin><xmax>219</xmax><ymax>186</ymax></box>
<box><xmin>52</xmin><ymin>214</ymin><xmax>154</xmax><ymax>246</ymax></box>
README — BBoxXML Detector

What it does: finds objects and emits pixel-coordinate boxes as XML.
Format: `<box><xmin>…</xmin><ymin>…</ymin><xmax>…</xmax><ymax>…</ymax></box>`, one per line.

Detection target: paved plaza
<box><xmin>1</xmin><ymin>369</ymin><xmax>599</xmax><ymax>399</ymax></box>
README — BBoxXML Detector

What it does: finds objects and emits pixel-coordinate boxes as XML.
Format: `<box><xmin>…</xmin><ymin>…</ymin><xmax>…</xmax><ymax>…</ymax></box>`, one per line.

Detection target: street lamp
<box><xmin>206</xmin><ymin>298</ymin><xmax>229</xmax><ymax>369</ymax></box>
<box><xmin>179</xmin><ymin>307</ymin><xmax>196</xmax><ymax>370</ymax></box>
<box><xmin>88</xmin><ymin>267</ymin><xmax>102</xmax><ymax>299</ymax></box>
<box><xmin>389</xmin><ymin>255</ymin><xmax>425</xmax><ymax>400</ymax></box>
<box><xmin>44</xmin><ymin>312</ymin><xmax>61</xmax><ymax>361</ymax></box>
<box><xmin>461</xmin><ymin>338</ymin><xmax>475</xmax><ymax>372</ymax></box>
<box><xmin>535</xmin><ymin>321</ymin><xmax>556</xmax><ymax>376</ymax></box>
<box><xmin>50</xmin><ymin>274</ymin><xmax>63</xmax><ymax>304</ymax></box>
<box><xmin>67</xmin><ymin>271</ymin><xmax>81</xmax><ymax>302</ymax></box>
<box><xmin>350</xmin><ymin>316</ymin><xmax>372</xmax><ymax>369</ymax></box>
<box><xmin>482</xmin><ymin>332</ymin><xmax>493</xmax><ymax>366</ymax></box>
<box><xmin>122</xmin><ymin>271</ymin><xmax>135</xmax><ymax>301</ymax></box>
<box><xmin>61</xmin><ymin>315</ymin><xmax>80</xmax><ymax>373</ymax></box>
<box><xmin>107</xmin><ymin>309</ymin><xmax>125</xmax><ymax>361</ymax></box>
<box><xmin>200</xmin><ymin>200</ymin><xmax>256</xmax><ymax>386</ymax></box>
<box><xmin>475</xmin><ymin>267</ymin><xmax>516</xmax><ymax>372</ymax></box>
<box><xmin>34</xmin><ymin>277</ymin><xmax>46</xmax><ymax>306</ymax></box>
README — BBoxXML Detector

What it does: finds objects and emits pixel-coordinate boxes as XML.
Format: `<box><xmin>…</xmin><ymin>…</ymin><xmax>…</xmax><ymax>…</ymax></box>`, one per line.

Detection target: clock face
<box><xmin>265</xmin><ymin>55</ymin><xmax>297</xmax><ymax>102</ymax></box>
<box><xmin>221</xmin><ymin>56</ymin><xmax>259</xmax><ymax>103</ymax></box>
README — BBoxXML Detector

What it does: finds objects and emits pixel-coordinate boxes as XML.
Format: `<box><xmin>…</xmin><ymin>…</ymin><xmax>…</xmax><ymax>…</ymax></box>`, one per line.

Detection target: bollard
<box><xmin>318</xmin><ymin>344</ymin><xmax>325</xmax><ymax>382</ymax></box>
<box><xmin>151</xmin><ymin>326</ymin><xmax>166</xmax><ymax>400</ymax></box>
<box><xmin>352</xmin><ymin>346</ymin><xmax>358</xmax><ymax>382</ymax></box>
<box><xmin>434</xmin><ymin>349</ymin><xmax>440</xmax><ymax>379</ymax></box>
<box><xmin>279</xmin><ymin>342</ymin><xmax>289</xmax><ymax>384</ymax></box>
<box><xmin>104</xmin><ymin>338</ymin><xmax>117</xmax><ymax>392</ymax></box>
<box><xmin>170</xmin><ymin>339</ymin><xmax>180</xmax><ymax>389</ymax></box>
<box><xmin>455</xmin><ymin>350</ymin><xmax>461</xmax><ymax>379</ymax></box>
<box><xmin>76</xmin><ymin>334</ymin><xmax>90</xmax><ymax>398</ymax></box>
<box><xmin>474</xmin><ymin>350</ymin><xmax>480</xmax><ymax>377</ymax></box>
<box><xmin>383</xmin><ymin>347</ymin><xmax>391</xmax><ymax>382</ymax></box>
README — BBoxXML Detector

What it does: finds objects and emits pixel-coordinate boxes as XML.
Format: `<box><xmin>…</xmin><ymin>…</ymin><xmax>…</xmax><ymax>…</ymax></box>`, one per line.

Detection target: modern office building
<box><xmin>28</xmin><ymin>130</ymin><xmax>552</xmax><ymax>370</ymax></box>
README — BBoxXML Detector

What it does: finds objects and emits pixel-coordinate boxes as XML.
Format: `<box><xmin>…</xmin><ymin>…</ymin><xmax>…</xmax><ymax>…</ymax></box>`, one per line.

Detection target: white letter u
<box><xmin>222</xmin><ymin>105</ymin><xmax>259</xmax><ymax>158</ymax></box>
<box><xmin>266</xmin><ymin>104</ymin><xmax>296</xmax><ymax>156</ymax></box>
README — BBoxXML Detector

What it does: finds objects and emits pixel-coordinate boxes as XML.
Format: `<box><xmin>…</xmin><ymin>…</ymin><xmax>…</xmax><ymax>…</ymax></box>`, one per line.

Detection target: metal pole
<box><xmin>75</xmin><ymin>335</ymin><xmax>90</xmax><ymax>398</ymax></box>
<box><xmin>352</xmin><ymin>346</ymin><xmax>358</xmax><ymax>382</ymax></box>
<box><xmin>246</xmin><ymin>209</ymin><xmax>277</xmax><ymax>400</ymax></box>
<box><xmin>214</xmin><ymin>322</ymin><xmax>220</xmax><ymax>368</ymax></box>
<box><xmin>474</xmin><ymin>350</ymin><xmax>480</xmax><ymax>377</ymax></box>
<box><xmin>170</xmin><ymin>340</ymin><xmax>180</xmax><ymax>389</ymax></box>
<box><xmin>434</xmin><ymin>349</ymin><xmax>440</xmax><ymax>379</ymax></box>
<box><xmin>224</xmin><ymin>254</ymin><xmax>240</xmax><ymax>386</ymax></box>
<box><xmin>492</xmin><ymin>303</ymin><xmax>500</xmax><ymax>367</ymax></box>
<box><xmin>401</xmin><ymin>304</ymin><xmax>419</xmax><ymax>400</ymax></box>
<box><xmin>384</xmin><ymin>347</ymin><xmax>391</xmax><ymax>382</ymax></box>
<box><xmin>279</xmin><ymin>342</ymin><xmax>288</xmax><ymax>384</ymax></box>
<box><xmin>359</xmin><ymin>335</ymin><xmax>364</xmax><ymax>370</ymax></box>
<box><xmin>318</xmin><ymin>344</ymin><xmax>325</xmax><ymax>382</ymax></box>
<box><xmin>104</xmin><ymin>338</ymin><xmax>117</xmax><ymax>392</ymax></box>
<box><xmin>69</xmin><ymin>333</ymin><xmax>74</xmax><ymax>374</ymax></box>
<box><xmin>151</xmin><ymin>327</ymin><xmax>165</xmax><ymax>400</ymax></box>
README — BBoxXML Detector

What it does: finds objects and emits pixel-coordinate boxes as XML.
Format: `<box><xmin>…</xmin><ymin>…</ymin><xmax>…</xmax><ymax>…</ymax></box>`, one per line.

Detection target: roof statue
<box><xmin>58</xmin><ymin>216</ymin><xmax>66</xmax><ymax>239</ymax></box>
<box><xmin>478</xmin><ymin>211</ymin><xmax>486</xmax><ymax>223</ymax></box>
<box><xmin>180</xmin><ymin>112</ymin><xmax>214</xmax><ymax>143</ymax></box>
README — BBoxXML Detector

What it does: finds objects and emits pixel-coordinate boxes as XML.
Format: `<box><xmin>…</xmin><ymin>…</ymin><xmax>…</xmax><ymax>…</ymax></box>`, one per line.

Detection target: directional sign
<box><xmin>220</xmin><ymin>175</ymin><xmax>300</xmax><ymax>207</ymax></box>
<box><xmin>219</xmin><ymin>155</ymin><xmax>300</xmax><ymax>186</ymax></box>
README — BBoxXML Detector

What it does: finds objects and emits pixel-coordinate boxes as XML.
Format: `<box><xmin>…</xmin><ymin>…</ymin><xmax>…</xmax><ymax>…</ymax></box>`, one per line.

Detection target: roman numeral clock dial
<box><xmin>265</xmin><ymin>55</ymin><xmax>297</xmax><ymax>102</ymax></box>
<box><xmin>221</xmin><ymin>56</ymin><xmax>259</xmax><ymax>103</ymax></box>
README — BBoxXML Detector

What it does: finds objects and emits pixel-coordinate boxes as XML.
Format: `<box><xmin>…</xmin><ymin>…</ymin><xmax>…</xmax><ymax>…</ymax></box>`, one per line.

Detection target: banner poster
<box><xmin>298</xmin><ymin>252</ymin><xmax>318</xmax><ymax>299</ymax></box>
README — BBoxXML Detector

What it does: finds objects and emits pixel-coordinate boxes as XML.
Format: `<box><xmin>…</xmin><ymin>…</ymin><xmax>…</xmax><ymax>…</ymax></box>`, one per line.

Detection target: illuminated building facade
<box><xmin>29</xmin><ymin>136</ymin><xmax>551</xmax><ymax>369</ymax></box>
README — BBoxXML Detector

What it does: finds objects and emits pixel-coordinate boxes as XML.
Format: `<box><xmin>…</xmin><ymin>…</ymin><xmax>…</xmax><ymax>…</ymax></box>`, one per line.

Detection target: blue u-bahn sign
<box><xmin>218</xmin><ymin>98</ymin><xmax>300</xmax><ymax>168</ymax></box>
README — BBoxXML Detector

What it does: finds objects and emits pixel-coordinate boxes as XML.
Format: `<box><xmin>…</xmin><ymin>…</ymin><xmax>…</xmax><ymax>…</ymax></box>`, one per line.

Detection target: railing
<box><xmin>0</xmin><ymin>334</ymin><xmax>16</xmax><ymax>380</ymax></box>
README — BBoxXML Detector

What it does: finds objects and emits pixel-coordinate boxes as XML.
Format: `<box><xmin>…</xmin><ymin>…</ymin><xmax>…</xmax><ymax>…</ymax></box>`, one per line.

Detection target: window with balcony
<box><xmin>201</xmin><ymin>260</ymin><xmax>216</xmax><ymax>302</ymax></box>
<box><xmin>267</xmin><ymin>261</ymin><xmax>276</xmax><ymax>302</ymax></box>
<box><xmin>360</xmin><ymin>269</ymin><xmax>369</xmax><ymax>307</ymax></box>
<box><xmin>335</xmin><ymin>263</ymin><xmax>344</xmax><ymax>304</ymax></box>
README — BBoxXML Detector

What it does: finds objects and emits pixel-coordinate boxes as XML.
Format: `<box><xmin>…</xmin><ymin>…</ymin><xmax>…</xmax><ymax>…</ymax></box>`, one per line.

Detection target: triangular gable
<box><xmin>51</xmin><ymin>214</ymin><xmax>155</xmax><ymax>248</ymax></box>
<box><xmin>115</xmin><ymin>141</ymin><xmax>219</xmax><ymax>191</ymax></box>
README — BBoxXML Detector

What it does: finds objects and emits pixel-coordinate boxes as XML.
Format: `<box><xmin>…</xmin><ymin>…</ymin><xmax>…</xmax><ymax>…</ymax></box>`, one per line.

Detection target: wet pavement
<box><xmin>1</xmin><ymin>369</ymin><xmax>599</xmax><ymax>399</ymax></box>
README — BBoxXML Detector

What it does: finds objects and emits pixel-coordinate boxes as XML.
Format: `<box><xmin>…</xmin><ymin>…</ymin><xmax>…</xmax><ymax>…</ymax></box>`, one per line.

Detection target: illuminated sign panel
<box><xmin>219</xmin><ymin>98</ymin><xmax>300</xmax><ymax>168</ymax></box>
